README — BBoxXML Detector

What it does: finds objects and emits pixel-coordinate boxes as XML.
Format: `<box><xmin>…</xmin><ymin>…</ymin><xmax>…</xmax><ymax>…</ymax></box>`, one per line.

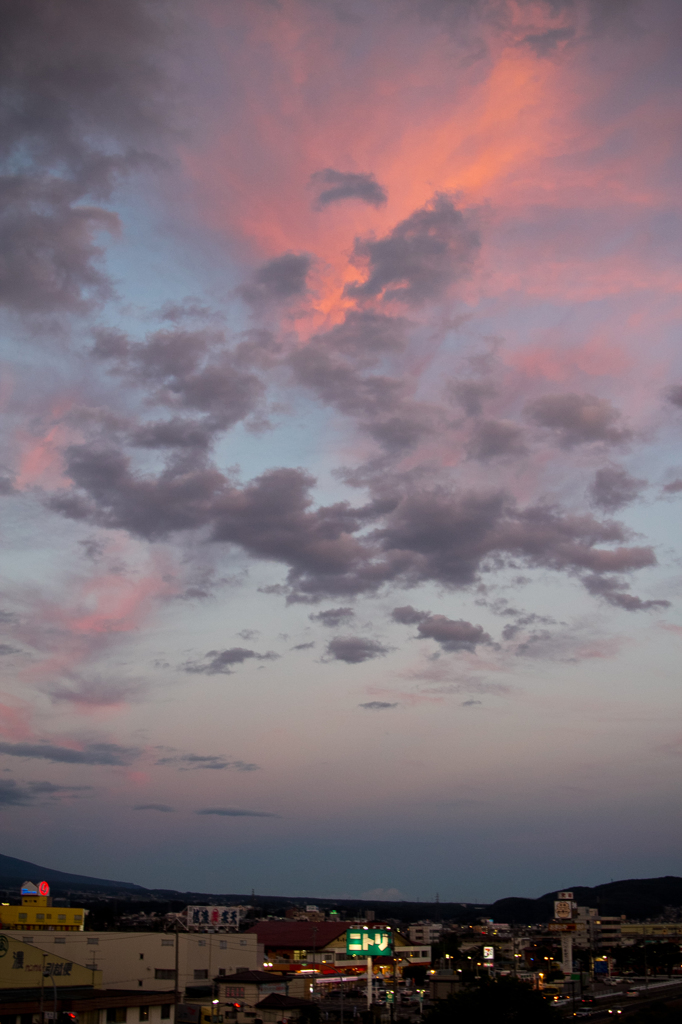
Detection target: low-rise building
<box><xmin>4</xmin><ymin>932</ymin><xmax>262</xmax><ymax>994</ymax></box>
<box><xmin>246</xmin><ymin>920</ymin><xmax>431</xmax><ymax>981</ymax></box>
<box><xmin>0</xmin><ymin>880</ymin><xmax>86</xmax><ymax>932</ymax></box>
<box><xmin>408</xmin><ymin>923</ymin><xmax>442</xmax><ymax>945</ymax></box>
<box><xmin>0</xmin><ymin>934</ymin><xmax>177</xmax><ymax>1024</ymax></box>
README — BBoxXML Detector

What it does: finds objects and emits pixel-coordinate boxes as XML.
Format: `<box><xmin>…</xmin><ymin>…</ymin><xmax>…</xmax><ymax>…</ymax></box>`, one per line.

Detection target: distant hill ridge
<box><xmin>1</xmin><ymin>853</ymin><xmax>680</xmax><ymax>921</ymax></box>
<box><xmin>0</xmin><ymin>852</ymin><xmax>146</xmax><ymax>892</ymax></box>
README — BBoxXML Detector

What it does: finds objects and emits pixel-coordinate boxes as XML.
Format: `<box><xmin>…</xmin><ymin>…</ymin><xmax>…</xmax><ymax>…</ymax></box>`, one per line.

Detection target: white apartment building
<box><xmin>9</xmin><ymin>932</ymin><xmax>262</xmax><ymax>992</ymax></box>
<box><xmin>408</xmin><ymin>923</ymin><xmax>443</xmax><ymax>945</ymax></box>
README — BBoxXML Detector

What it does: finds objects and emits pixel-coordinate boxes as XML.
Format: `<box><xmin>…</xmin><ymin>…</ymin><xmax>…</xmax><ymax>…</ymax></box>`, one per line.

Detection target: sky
<box><xmin>0</xmin><ymin>0</ymin><xmax>680</xmax><ymax>904</ymax></box>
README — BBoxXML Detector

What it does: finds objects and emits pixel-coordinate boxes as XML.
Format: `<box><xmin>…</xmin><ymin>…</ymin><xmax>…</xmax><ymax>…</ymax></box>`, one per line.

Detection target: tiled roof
<box><xmin>255</xmin><ymin>993</ymin><xmax>311</xmax><ymax>1009</ymax></box>
<box><xmin>245</xmin><ymin>921</ymin><xmax>349</xmax><ymax>949</ymax></box>
<box><xmin>217</xmin><ymin>970</ymin><xmax>280</xmax><ymax>984</ymax></box>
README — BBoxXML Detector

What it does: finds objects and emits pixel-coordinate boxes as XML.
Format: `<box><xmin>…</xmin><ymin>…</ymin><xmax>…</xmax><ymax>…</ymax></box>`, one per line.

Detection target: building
<box><xmin>408</xmin><ymin>923</ymin><xmax>442</xmax><ymax>945</ymax></box>
<box><xmin>246</xmin><ymin>920</ymin><xmax>431</xmax><ymax>979</ymax></box>
<box><xmin>3</xmin><ymin>932</ymin><xmax>262</xmax><ymax>994</ymax></box>
<box><xmin>0</xmin><ymin>880</ymin><xmax>86</xmax><ymax>932</ymax></box>
<box><xmin>0</xmin><ymin>933</ymin><xmax>101</xmax><ymax>989</ymax></box>
<box><xmin>178</xmin><ymin>970</ymin><xmax>311</xmax><ymax>1024</ymax></box>
<box><xmin>0</xmin><ymin>934</ymin><xmax>176</xmax><ymax>1024</ymax></box>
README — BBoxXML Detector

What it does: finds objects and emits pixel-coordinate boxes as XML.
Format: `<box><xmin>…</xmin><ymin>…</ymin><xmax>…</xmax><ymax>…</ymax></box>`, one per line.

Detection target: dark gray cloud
<box><xmin>461</xmin><ymin>699</ymin><xmax>482</xmax><ymax>706</ymax></box>
<box><xmin>415</xmin><ymin>615</ymin><xmax>492</xmax><ymax>652</ymax></box>
<box><xmin>344</xmin><ymin>194</ymin><xmax>479</xmax><ymax>305</ymax></box>
<box><xmin>0</xmin><ymin>0</ymin><xmax>169</xmax><ymax>313</ymax></box>
<box><xmin>130</xmin><ymin>418</ymin><xmax>214</xmax><ymax>450</ymax></box>
<box><xmin>525</xmin><ymin>393</ymin><xmax>631</xmax><ymax>447</ymax></box>
<box><xmin>134</xmin><ymin>803</ymin><xmax>175</xmax><ymax>812</ymax></box>
<box><xmin>325</xmin><ymin>636</ymin><xmax>389</xmax><ymax>663</ymax></box>
<box><xmin>522</xmin><ymin>26</ymin><xmax>574</xmax><ymax>56</ymax></box>
<box><xmin>359</xmin><ymin>701</ymin><xmax>398</xmax><ymax>710</ymax></box>
<box><xmin>0</xmin><ymin>177</ymin><xmax>119</xmax><ymax>313</ymax></box>
<box><xmin>662</xmin><ymin>478</ymin><xmax>682</xmax><ymax>494</ymax></box>
<box><xmin>311</xmin><ymin>169</ymin><xmax>387</xmax><ymax>209</ymax></box>
<box><xmin>239</xmin><ymin>252</ymin><xmax>311</xmax><ymax>305</ymax></box>
<box><xmin>183</xmin><ymin>647</ymin><xmax>278</xmax><ymax>674</ymax></box>
<box><xmin>0</xmin><ymin>644</ymin><xmax>21</xmax><ymax>656</ymax></box>
<box><xmin>666</xmin><ymin>384</ymin><xmax>682</xmax><ymax>408</ymax></box>
<box><xmin>155</xmin><ymin>753</ymin><xmax>259</xmax><ymax>771</ymax></box>
<box><xmin>309</xmin><ymin>607</ymin><xmax>355</xmax><ymax>627</ymax></box>
<box><xmin>289</xmin><ymin>310</ymin><xmax>437</xmax><ymax>451</ymax></box>
<box><xmin>50</xmin><ymin>449</ymin><xmax>660</xmax><ymax>604</ymax></box>
<box><xmin>196</xmin><ymin>807</ymin><xmax>279</xmax><ymax>818</ymax></box>
<box><xmin>292</xmin><ymin>641</ymin><xmax>315</xmax><ymax>650</ymax></box>
<box><xmin>0</xmin><ymin>740</ymin><xmax>140</xmax><ymax>765</ymax></box>
<box><xmin>391</xmin><ymin>605</ymin><xmax>428</xmax><ymax>625</ymax></box>
<box><xmin>97</xmin><ymin>326</ymin><xmax>265</xmax><ymax>432</ymax></box>
<box><xmin>450</xmin><ymin>379</ymin><xmax>496</xmax><ymax>417</ymax></box>
<box><xmin>466</xmin><ymin>419</ymin><xmax>527</xmax><ymax>461</ymax></box>
<box><xmin>589</xmin><ymin>466</ymin><xmax>645</xmax><ymax>511</ymax></box>
<box><xmin>0</xmin><ymin>778</ymin><xmax>92</xmax><ymax>806</ymax></box>
<box><xmin>582</xmin><ymin>575</ymin><xmax>670</xmax><ymax>612</ymax></box>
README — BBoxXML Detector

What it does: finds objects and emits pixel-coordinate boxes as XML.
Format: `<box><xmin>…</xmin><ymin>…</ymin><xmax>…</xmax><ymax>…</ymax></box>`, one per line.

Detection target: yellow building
<box><xmin>0</xmin><ymin>933</ymin><xmax>101</xmax><ymax>988</ymax></box>
<box><xmin>0</xmin><ymin>880</ymin><xmax>86</xmax><ymax>931</ymax></box>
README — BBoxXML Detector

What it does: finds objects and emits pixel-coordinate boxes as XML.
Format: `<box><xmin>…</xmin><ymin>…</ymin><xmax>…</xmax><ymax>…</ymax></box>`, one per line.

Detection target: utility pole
<box><xmin>366</xmin><ymin>957</ymin><xmax>372</xmax><ymax>1010</ymax></box>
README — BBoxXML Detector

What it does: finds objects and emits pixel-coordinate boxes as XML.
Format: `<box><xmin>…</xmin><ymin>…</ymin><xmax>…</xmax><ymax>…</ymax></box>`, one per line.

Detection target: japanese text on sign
<box><xmin>346</xmin><ymin>930</ymin><xmax>393</xmax><ymax>955</ymax></box>
<box><xmin>186</xmin><ymin>906</ymin><xmax>241</xmax><ymax>929</ymax></box>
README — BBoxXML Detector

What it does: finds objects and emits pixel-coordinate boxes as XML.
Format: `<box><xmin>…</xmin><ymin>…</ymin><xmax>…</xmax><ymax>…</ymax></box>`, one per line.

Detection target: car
<box><xmin>607</xmin><ymin>1009</ymin><xmax>623</xmax><ymax>1015</ymax></box>
<box><xmin>572</xmin><ymin>1011</ymin><xmax>593</xmax><ymax>1018</ymax></box>
<box><xmin>625</xmin><ymin>990</ymin><xmax>640</xmax><ymax>998</ymax></box>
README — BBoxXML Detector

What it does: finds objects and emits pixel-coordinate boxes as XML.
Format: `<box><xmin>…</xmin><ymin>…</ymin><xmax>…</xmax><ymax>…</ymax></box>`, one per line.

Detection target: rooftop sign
<box><xmin>346</xmin><ymin>929</ymin><xmax>392</xmax><ymax>955</ymax></box>
<box><xmin>20</xmin><ymin>882</ymin><xmax>37</xmax><ymax>896</ymax></box>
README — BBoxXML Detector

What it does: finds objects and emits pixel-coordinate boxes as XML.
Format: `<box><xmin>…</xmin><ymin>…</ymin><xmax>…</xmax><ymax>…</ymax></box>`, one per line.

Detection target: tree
<box><xmin>425</xmin><ymin>977</ymin><xmax>555</xmax><ymax>1024</ymax></box>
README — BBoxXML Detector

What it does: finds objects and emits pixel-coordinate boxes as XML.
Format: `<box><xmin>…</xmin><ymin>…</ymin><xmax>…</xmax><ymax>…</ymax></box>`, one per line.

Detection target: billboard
<box><xmin>557</xmin><ymin>892</ymin><xmax>574</xmax><ymax>901</ymax></box>
<box><xmin>346</xmin><ymin>930</ymin><xmax>393</xmax><ymax>955</ymax></box>
<box><xmin>483</xmin><ymin>946</ymin><xmax>495</xmax><ymax>961</ymax></box>
<box><xmin>554</xmin><ymin>901</ymin><xmax>573</xmax><ymax>920</ymax></box>
<box><xmin>186</xmin><ymin>906</ymin><xmax>241</xmax><ymax>929</ymax></box>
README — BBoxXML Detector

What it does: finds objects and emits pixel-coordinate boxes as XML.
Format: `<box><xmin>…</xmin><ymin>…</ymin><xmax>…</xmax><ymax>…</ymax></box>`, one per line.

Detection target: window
<box><xmin>239</xmin><ymin>940</ymin><xmax>247</xmax><ymax>947</ymax></box>
<box><xmin>106</xmin><ymin>1010</ymin><xmax>127</xmax><ymax>1023</ymax></box>
<box><xmin>88</xmin><ymin>938</ymin><xmax>100</xmax><ymax>945</ymax></box>
<box><xmin>160</xmin><ymin>1007</ymin><xmax>171</xmax><ymax>1020</ymax></box>
<box><xmin>58</xmin><ymin>915</ymin><xmax>66</xmax><ymax>922</ymax></box>
<box><xmin>37</xmin><ymin>914</ymin><xmax>45</xmax><ymax>921</ymax></box>
<box><xmin>198</xmin><ymin>940</ymin><xmax>206</xmax><ymax>947</ymax></box>
<box><xmin>154</xmin><ymin>969</ymin><xmax>176</xmax><ymax>980</ymax></box>
<box><xmin>139</xmin><ymin>1009</ymin><xmax>149</xmax><ymax>1022</ymax></box>
<box><xmin>54</xmin><ymin>937</ymin><xmax>66</xmax><ymax>944</ymax></box>
<box><xmin>19</xmin><ymin>913</ymin><xmax>27</xmax><ymax>921</ymax></box>
<box><xmin>138</xmin><ymin>982</ymin><xmax>143</xmax><ymax>988</ymax></box>
<box><xmin>422</xmin><ymin>951</ymin><xmax>428</xmax><ymax>957</ymax></box>
<box><xmin>74</xmin><ymin>916</ymin><xmax>82</xmax><ymax>922</ymax></box>
<box><xmin>161</xmin><ymin>940</ymin><xmax>174</xmax><ymax>947</ymax></box>
<box><xmin>218</xmin><ymin>969</ymin><xmax>225</xmax><ymax>976</ymax></box>
<box><xmin>140</xmin><ymin>954</ymin><xmax>145</xmax><ymax>960</ymax></box>
<box><xmin>194</xmin><ymin>970</ymin><xmax>208</xmax><ymax>980</ymax></box>
<box><xmin>219</xmin><ymin>941</ymin><xmax>227</xmax><ymax>950</ymax></box>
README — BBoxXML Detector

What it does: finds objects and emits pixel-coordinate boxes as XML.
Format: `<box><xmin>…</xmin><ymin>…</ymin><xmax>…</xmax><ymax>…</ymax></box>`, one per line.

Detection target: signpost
<box><xmin>345</xmin><ymin>930</ymin><xmax>393</xmax><ymax>1010</ymax></box>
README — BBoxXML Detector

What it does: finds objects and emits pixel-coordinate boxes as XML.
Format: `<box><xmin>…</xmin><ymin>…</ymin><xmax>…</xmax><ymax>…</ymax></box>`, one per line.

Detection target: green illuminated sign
<box><xmin>346</xmin><ymin>929</ymin><xmax>393</xmax><ymax>955</ymax></box>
